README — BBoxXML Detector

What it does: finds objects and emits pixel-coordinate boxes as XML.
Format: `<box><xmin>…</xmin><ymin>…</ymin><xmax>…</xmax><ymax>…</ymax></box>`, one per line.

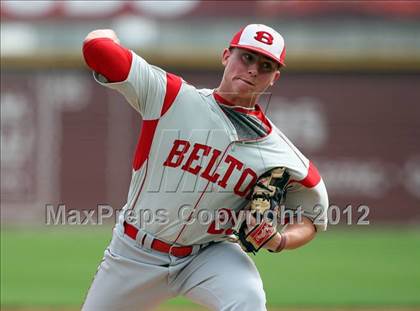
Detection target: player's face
<box><xmin>220</xmin><ymin>48</ymin><xmax>280</xmax><ymax>97</ymax></box>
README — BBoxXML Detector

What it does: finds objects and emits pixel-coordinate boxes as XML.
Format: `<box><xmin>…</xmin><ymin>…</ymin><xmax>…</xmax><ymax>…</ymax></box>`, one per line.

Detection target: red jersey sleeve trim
<box><xmin>289</xmin><ymin>161</ymin><xmax>321</xmax><ymax>188</ymax></box>
<box><xmin>82</xmin><ymin>38</ymin><xmax>132</xmax><ymax>83</ymax></box>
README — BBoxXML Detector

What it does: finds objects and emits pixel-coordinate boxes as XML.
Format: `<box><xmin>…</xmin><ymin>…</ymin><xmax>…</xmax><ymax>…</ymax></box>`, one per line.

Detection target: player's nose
<box><xmin>247</xmin><ymin>63</ymin><xmax>258</xmax><ymax>77</ymax></box>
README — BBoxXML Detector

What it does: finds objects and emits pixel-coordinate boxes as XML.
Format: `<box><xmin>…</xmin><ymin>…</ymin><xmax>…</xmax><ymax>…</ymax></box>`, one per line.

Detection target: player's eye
<box><xmin>242</xmin><ymin>53</ymin><xmax>255</xmax><ymax>64</ymax></box>
<box><xmin>261</xmin><ymin>62</ymin><xmax>275</xmax><ymax>72</ymax></box>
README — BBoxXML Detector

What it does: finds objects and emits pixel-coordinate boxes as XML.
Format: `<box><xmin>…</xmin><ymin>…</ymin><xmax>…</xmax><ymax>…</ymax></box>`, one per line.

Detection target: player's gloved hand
<box><xmin>235</xmin><ymin>167</ymin><xmax>290</xmax><ymax>254</ymax></box>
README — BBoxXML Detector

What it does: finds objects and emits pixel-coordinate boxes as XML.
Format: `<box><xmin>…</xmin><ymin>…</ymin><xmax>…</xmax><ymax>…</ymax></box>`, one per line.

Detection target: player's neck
<box><xmin>214</xmin><ymin>88</ymin><xmax>257</xmax><ymax>109</ymax></box>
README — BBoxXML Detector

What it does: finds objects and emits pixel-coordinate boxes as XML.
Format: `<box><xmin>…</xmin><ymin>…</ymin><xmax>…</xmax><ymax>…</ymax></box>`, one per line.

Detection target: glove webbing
<box><xmin>238</xmin><ymin>168</ymin><xmax>291</xmax><ymax>253</ymax></box>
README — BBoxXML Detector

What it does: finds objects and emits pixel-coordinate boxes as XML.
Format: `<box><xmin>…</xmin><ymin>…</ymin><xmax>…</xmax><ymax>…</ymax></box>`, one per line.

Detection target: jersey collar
<box><xmin>213</xmin><ymin>92</ymin><xmax>272</xmax><ymax>133</ymax></box>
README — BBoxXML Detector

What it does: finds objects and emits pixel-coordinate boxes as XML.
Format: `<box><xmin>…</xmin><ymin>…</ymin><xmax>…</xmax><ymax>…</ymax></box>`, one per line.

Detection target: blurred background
<box><xmin>1</xmin><ymin>1</ymin><xmax>420</xmax><ymax>310</ymax></box>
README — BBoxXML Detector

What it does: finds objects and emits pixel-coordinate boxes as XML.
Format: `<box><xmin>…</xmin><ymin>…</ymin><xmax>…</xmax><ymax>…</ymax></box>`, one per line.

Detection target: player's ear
<box><xmin>221</xmin><ymin>48</ymin><xmax>231</xmax><ymax>67</ymax></box>
<box><xmin>270</xmin><ymin>71</ymin><xmax>281</xmax><ymax>86</ymax></box>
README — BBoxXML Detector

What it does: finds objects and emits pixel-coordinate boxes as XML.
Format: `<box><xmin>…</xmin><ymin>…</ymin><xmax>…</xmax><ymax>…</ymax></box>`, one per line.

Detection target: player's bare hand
<box><xmin>84</xmin><ymin>29</ymin><xmax>120</xmax><ymax>44</ymax></box>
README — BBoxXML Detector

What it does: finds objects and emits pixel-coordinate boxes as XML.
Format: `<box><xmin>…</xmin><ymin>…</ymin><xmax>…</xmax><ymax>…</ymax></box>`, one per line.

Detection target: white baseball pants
<box><xmin>82</xmin><ymin>227</ymin><xmax>267</xmax><ymax>311</ymax></box>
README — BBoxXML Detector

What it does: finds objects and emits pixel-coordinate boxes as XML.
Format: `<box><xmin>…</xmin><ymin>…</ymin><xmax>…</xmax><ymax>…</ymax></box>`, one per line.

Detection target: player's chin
<box><xmin>233</xmin><ymin>81</ymin><xmax>255</xmax><ymax>94</ymax></box>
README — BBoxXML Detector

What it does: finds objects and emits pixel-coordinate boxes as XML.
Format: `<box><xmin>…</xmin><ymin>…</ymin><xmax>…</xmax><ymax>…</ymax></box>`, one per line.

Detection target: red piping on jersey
<box><xmin>288</xmin><ymin>161</ymin><xmax>321</xmax><ymax>188</ymax></box>
<box><xmin>132</xmin><ymin>73</ymin><xmax>182</xmax><ymax>170</ymax></box>
<box><xmin>161</xmin><ymin>73</ymin><xmax>182</xmax><ymax>117</ymax></box>
<box><xmin>132</xmin><ymin>120</ymin><xmax>159</xmax><ymax>170</ymax></box>
<box><xmin>213</xmin><ymin>92</ymin><xmax>272</xmax><ymax>133</ymax></box>
<box><xmin>130</xmin><ymin>72</ymin><xmax>182</xmax><ymax>215</ymax></box>
<box><xmin>82</xmin><ymin>38</ymin><xmax>132</xmax><ymax>82</ymax></box>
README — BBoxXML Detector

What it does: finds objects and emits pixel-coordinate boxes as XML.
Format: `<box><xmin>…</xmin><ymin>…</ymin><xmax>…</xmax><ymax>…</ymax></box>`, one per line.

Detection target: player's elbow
<box><xmin>82</xmin><ymin>29</ymin><xmax>120</xmax><ymax>69</ymax></box>
<box><xmin>82</xmin><ymin>30</ymin><xmax>132</xmax><ymax>82</ymax></box>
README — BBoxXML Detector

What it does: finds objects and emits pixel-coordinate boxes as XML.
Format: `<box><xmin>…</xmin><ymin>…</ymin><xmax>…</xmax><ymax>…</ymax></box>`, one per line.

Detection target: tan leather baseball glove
<box><xmin>235</xmin><ymin>167</ymin><xmax>290</xmax><ymax>254</ymax></box>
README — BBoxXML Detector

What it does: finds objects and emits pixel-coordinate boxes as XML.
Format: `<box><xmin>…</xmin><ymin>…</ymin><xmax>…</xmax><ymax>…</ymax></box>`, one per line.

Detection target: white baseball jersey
<box><xmin>94</xmin><ymin>52</ymin><xmax>328</xmax><ymax>246</ymax></box>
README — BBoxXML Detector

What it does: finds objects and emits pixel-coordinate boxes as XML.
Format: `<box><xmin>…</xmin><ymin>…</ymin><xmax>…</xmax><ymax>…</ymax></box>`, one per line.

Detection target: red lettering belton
<box><xmin>163</xmin><ymin>139</ymin><xmax>257</xmax><ymax>197</ymax></box>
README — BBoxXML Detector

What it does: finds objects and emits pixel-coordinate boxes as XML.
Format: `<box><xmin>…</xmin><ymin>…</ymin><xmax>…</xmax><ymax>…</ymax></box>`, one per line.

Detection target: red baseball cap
<box><xmin>230</xmin><ymin>24</ymin><xmax>286</xmax><ymax>67</ymax></box>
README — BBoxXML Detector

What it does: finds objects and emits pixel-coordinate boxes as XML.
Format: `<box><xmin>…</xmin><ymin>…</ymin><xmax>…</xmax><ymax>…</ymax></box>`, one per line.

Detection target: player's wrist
<box><xmin>267</xmin><ymin>232</ymin><xmax>287</xmax><ymax>253</ymax></box>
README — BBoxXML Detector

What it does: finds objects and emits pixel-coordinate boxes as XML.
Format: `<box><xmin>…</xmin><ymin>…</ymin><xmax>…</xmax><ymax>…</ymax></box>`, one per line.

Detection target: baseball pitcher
<box><xmin>81</xmin><ymin>24</ymin><xmax>328</xmax><ymax>311</ymax></box>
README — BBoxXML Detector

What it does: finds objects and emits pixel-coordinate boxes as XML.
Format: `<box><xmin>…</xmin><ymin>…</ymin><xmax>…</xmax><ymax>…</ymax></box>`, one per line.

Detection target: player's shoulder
<box><xmin>267</xmin><ymin>123</ymin><xmax>313</xmax><ymax>176</ymax></box>
<box><xmin>178</xmin><ymin>82</ymin><xmax>214</xmax><ymax>101</ymax></box>
<box><xmin>196</xmin><ymin>88</ymin><xmax>214</xmax><ymax>97</ymax></box>
<box><xmin>178</xmin><ymin>80</ymin><xmax>212</xmax><ymax>95</ymax></box>
<box><xmin>131</xmin><ymin>51</ymin><xmax>212</xmax><ymax>101</ymax></box>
